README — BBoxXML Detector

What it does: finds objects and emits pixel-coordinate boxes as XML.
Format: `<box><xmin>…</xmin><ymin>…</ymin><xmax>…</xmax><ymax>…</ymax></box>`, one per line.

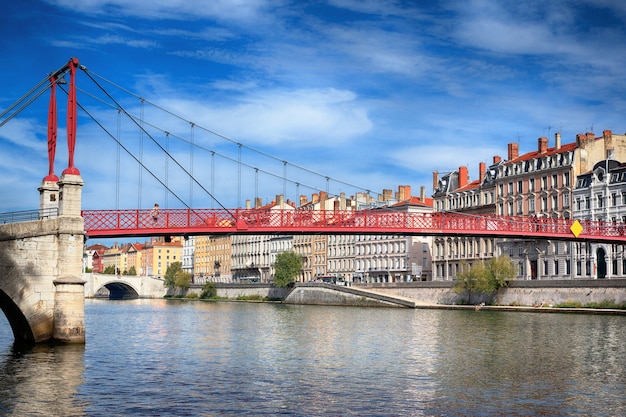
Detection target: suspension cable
<box><xmin>79</xmin><ymin>67</ymin><xmax>235</xmax><ymax>217</ymax></box>
<box><xmin>86</xmin><ymin>69</ymin><xmax>382</xmax><ymax>198</ymax></box>
<box><xmin>74</xmin><ymin>84</ymin><xmax>353</xmax><ymax>199</ymax></box>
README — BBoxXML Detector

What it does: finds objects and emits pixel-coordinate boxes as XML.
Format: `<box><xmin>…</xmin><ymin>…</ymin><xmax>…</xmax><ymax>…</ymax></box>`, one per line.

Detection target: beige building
<box><xmin>194</xmin><ymin>235</ymin><xmax>232</xmax><ymax>282</ymax></box>
<box><xmin>355</xmin><ymin>186</ymin><xmax>434</xmax><ymax>282</ymax></box>
<box><xmin>142</xmin><ymin>237</ymin><xmax>183</xmax><ymax>277</ymax></box>
<box><xmin>433</xmin><ymin>130</ymin><xmax>626</xmax><ymax>280</ymax></box>
<box><xmin>231</xmin><ymin>195</ymin><xmax>295</xmax><ymax>283</ymax></box>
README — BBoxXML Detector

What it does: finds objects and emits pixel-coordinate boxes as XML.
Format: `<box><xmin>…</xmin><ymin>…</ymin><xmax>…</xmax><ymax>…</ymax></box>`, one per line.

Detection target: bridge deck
<box><xmin>81</xmin><ymin>208</ymin><xmax>626</xmax><ymax>242</ymax></box>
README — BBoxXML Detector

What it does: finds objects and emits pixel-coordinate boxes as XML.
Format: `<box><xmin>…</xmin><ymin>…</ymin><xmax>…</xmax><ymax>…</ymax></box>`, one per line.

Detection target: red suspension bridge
<box><xmin>3</xmin><ymin>57</ymin><xmax>626</xmax><ymax>243</ymax></box>
<box><xmin>81</xmin><ymin>207</ymin><xmax>626</xmax><ymax>243</ymax></box>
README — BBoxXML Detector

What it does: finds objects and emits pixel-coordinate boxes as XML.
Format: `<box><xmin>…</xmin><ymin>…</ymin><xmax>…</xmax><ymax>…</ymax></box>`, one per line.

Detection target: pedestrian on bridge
<box><xmin>151</xmin><ymin>203</ymin><xmax>159</xmax><ymax>223</ymax></box>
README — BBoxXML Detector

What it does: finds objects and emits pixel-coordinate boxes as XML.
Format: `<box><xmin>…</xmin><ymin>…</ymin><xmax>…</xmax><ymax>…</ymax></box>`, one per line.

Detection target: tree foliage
<box><xmin>164</xmin><ymin>261</ymin><xmax>192</xmax><ymax>289</ymax></box>
<box><xmin>200</xmin><ymin>282</ymin><xmax>218</xmax><ymax>299</ymax></box>
<box><xmin>127</xmin><ymin>266</ymin><xmax>137</xmax><ymax>276</ymax></box>
<box><xmin>454</xmin><ymin>256</ymin><xmax>515</xmax><ymax>303</ymax></box>
<box><xmin>273</xmin><ymin>251</ymin><xmax>302</xmax><ymax>287</ymax></box>
<box><xmin>103</xmin><ymin>265</ymin><xmax>116</xmax><ymax>274</ymax></box>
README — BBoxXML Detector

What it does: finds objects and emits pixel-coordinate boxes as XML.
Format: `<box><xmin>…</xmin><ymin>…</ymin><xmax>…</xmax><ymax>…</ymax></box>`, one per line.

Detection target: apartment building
<box><xmin>354</xmin><ymin>185</ymin><xmax>434</xmax><ymax>282</ymax></box>
<box><xmin>194</xmin><ymin>234</ymin><xmax>232</xmax><ymax>282</ymax></box>
<box><xmin>141</xmin><ymin>237</ymin><xmax>183</xmax><ymax>277</ymax></box>
<box><xmin>573</xmin><ymin>159</ymin><xmax>626</xmax><ymax>278</ymax></box>
<box><xmin>433</xmin><ymin>130</ymin><xmax>626</xmax><ymax>280</ymax></box>
<box><xmin>433</xmin><ymin>161</ymin><xmax>499</xmax><ymax>280</ymax></box>
<box><xmin>231</xmin><ymin>195</ymin><xmax>294</xmax><ymax>283</ymax></box>
<box><xmin>182</xmin><ymin>235</ymin><xmax>194</xmax><ymax>276</ymax></box>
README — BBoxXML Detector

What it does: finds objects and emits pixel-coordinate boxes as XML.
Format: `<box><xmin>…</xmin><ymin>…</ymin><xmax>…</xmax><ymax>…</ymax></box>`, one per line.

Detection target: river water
<box><xmin>0</xmin><ymin>300</ymin><xmax>625</xmax><ymax>416</ymax></box>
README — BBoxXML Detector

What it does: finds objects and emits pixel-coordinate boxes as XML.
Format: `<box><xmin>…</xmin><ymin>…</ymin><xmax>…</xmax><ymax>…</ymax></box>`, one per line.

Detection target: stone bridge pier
<box><xmin>0</xmin><ymin>174</ymin><xmax>86</xmax><ymax>343</ymax></box>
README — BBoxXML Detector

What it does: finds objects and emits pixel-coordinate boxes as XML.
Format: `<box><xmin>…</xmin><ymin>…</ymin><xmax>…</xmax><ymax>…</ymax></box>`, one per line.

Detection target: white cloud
<box><xmin>44</xmin><ymin>0</ymin><xmax>281</xmax><ymax>23</ymax></box>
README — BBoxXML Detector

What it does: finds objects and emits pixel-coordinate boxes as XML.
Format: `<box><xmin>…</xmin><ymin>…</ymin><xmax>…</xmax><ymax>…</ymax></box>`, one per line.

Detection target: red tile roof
<box><xmin>507</xmin><ymin>142</ymin><xmax>577</xmax><ymax>164</ymax></box>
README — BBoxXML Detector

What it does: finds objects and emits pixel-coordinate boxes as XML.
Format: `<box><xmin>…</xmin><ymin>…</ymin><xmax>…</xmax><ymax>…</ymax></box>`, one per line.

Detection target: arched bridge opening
<box><xmin>95</xmin><ymin>282</ymin><xmax>139</xmax><ymax>300</ymax></box>
<box><xmin>0</xmin><ymin>290</ymin><xmax>35</xmax><ymax>344</ymax></box>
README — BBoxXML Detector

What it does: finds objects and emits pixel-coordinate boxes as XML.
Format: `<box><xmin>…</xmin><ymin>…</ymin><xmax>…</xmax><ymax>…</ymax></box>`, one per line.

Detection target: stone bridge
<box><xmin>84</xmin><ymin>273</ymin><xmax>167</xmax><ymax>299</ymax></box>
<box><xmin>0</xmin><ymin>174</ymin><xmax>85</xmax><ymax>344</ymax></box>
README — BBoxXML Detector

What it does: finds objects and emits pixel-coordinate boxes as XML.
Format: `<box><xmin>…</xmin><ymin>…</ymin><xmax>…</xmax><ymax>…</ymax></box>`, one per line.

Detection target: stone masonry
<box><xmin>0</xmin><ymin>173</ymin><xmax>86</xmax><ymax>343</ymax></box>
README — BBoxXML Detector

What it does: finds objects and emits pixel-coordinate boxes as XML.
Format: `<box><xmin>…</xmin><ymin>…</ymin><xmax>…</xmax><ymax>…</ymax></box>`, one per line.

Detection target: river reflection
<box><xmin>0</xmin><ymin>300</ymin><xmax>625</xmax><ymax>416</ymax></box>
<box><xmin>0</xmin><ymin>338</ymin><xmax>86</xmax><ymax>416</ymax></box>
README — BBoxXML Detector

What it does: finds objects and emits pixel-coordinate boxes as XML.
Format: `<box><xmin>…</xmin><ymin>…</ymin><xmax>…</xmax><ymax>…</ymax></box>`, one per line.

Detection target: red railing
<box><xmin>80</xmin><ymin>208</ymin><xmax>626</xmax><ymax>242</ymax></box>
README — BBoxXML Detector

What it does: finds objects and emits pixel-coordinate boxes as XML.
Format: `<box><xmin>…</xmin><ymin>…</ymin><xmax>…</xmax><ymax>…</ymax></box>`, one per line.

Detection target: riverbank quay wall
<box><xmin>183</xmin><ymin>280</ymin><xmax>626</xmax><ymax>308</ymax></box>
<box><xmin>365</xmin><ymin>279</ymin><xmax>626</xmax><ymax>307</ymax></box>
<box><xmin>185</xmin><ymin>283</ymin><xmax>411</xmax><ymax>307</ymax></box>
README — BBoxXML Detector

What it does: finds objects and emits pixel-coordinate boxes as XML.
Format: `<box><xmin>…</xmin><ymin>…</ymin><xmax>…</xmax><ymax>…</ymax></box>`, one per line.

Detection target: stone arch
<box><xmin>95</xmin><ymin>281</ymin><xmax>139</xmax><ymax>299</ymax></box>
<box><xmin>0</xmin><ymin>289</ymin><xmax>35</xmax><ymax>344</ymax></box>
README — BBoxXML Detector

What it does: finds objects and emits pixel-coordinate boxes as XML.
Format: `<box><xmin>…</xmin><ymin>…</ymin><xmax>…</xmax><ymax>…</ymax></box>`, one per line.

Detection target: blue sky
<box><xmin>2</xmin><ymin>0</ymin><xmax>626</xmax><ymax>217</ymax></box>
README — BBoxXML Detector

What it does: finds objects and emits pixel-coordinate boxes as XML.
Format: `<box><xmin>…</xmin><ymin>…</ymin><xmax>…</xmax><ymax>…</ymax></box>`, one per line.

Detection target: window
<box><xmin>563</xmin><ymin>192</ymin><xmax>570</xmax><ymax>208</ymax></box>
<box><xmin>517</xmin><ymin>199</ymin><xmax>523</xmax><ymax>214</ymax></box>
<box><xmin>498</xmin><ymin>184</ymin><xmax>504</xmax><ymax>196</ymax></box>
<box><xmin>542</xmin><ymin>176</ymin><xmax>548</xmax><ymax>189</ymax></box>
<box><xmin>612</xmin><ymin>193</ymin><xmax>618</xmax><ymax>206</ymax></box>
<box><xmin>552</xmin><ymin>174</ymin><xmax>558</xmax><ymax>188</ymax></box>
<box><xmin>542</xmin><ymin>196</ymin><xmax>547</xmax><ymax>211</ymax></box>
<box><xmin>508</xmin><ymin>201</ymin><xmax>513</xmax><ymax>215</ymax></box>
<box><xmin>508</xmin><ymin>182</ymin><xmax>513</xmax><ymax>194</ymax></box>
<box><xmin>585</xmin><ymin>197</ymin><xmax>590</xmax><ymax>209</ymax></box>
<box><xmin>529</xmin><ymin>178</ymin><xmax>535</xmax><ymax>192</ymax></box>
<box><xmin>563</xmin><ymin>172</ymin><xmax>570</xmax><ymax>187</ymax></box>
<box><xmin>552</xmin><ymin>195</ymin><xmax>558</xmax><ymax>211</ymax></box>
<box><xmin>517</xmin><ymin>180</ymin><xmax>523</xmax><ymax>193</ymax></box>
<box><xmin>529</xmin><ymin>198</ymin><xmax>535</xmax><ymax>213</ymax></box>
<box><xmin>597</xmin><ymin>194</ymin><xmax>604</xmax><ymax>208</ymax></box>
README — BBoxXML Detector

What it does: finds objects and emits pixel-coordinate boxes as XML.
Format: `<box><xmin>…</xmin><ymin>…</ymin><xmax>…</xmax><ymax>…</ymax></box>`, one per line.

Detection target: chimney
<box><xmin>420</xmin><ymin>185</ymin><xmax>426</xmax><ymax>202</ymax></box>
<box><xmin>603</xmin><ymin>130</ymin><xmax>614</xmax><ymax>157</ymax></box>
<box><xmin>586</xmin><ymin>132</ymin><xmax>594</xmax><ymax>140</ymax></box>
<box><xmin>458</xmin><ymin>166</ymin><xmax>469</xmax><ymax>188</ymax></box>
<box><xmin>312</xmin><ymin>193</ymin><xmax>319</xmax><ymax>203</ymax></box>
<box><xmin>245</xmin><ymin>199</ymin><xmax>251</xmax><ymax>209</ymax></box>
<box><xmin>383</xmin><ymin>189</ymin><xmax>393</xmax><ymax>201</ymax></box>
<box><xmin>397</xmin><ymin>185</ymin><xmax>411</xmax><ymax>201</ymax></box>
<box><xmin>276</xmin><ymin>194</ymin><xmax>284</xmax><ymax>208</ymax></box>
<box><xmin>555</xmin><ymin>132</ymin><xmax>561</xmax><ymax>150</ymax></box>
<box><xmin>538</xmin><ymin>137</ymin><xmax>548</xmax><ymax>154</ymax></box>
<box><xmin>320</xmin><ymin>191</ymin><xmax>328</xmax><ymax>202</ymax></box>
<box><xmin>255</xmin><ymin>197</ymin><xmax>262</xmax><ymax>208</ymax></box>
<box><xmin>433</xmin><ymin>171</ymin><xmax>439</xmax><ymax>192</ymax></box>
<box><xmin>299</xmin><ymin>195</ymin><xmax>308</xmax><ymax>207</ymax></box>
<box><xmin>493</xmin><ymin>155</ymin><xmax>501</xmax><ymax>164</ymax></box>
<box><xmin>508</xmin><ymin>143</ymin><xmax>519</xmax><ymax>160</ymax></box>
<box><xmin>479</xmin><ymin>162</ymin><xmax>486</xmax><ymax>181</ymax></box>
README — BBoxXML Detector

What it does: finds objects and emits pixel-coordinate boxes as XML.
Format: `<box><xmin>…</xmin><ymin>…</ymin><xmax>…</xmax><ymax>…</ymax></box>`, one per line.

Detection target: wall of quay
<box><xmin>365</xmin><ymin>279</ymin><xmax>626</xmax><ymax>307</ymax></box>
<box><xmin>181</xmin><ymin>280</ymin><xmax>626</xmax><ymax>309</ymax></box>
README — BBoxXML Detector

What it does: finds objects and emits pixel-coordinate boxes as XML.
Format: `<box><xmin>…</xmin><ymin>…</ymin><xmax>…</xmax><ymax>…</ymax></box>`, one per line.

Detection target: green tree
<box><xmin>454</xmin><ymin>256</ymin><xmax>515</xmax><ymax>304</ymax></box>
<box><xmin>454</xmin><ymin>261</ymin><xmax>485</xmax><ymax>304</ymax></box>
<box><xmin>103</xmin><ymin>265</ymin><xmax>116</xmax><ymax>274</ymax></box>
<box><xmin>127</xmin><ymin>266</ymin><xmax>137</xmax><ymax>276</ymax></box>
<box><xmin>481</xmin><ymin>256</ymin><xmax>515</xmax><ymax>294</ymax></box>
<box><xmin>164</xmin><ymin>261</ymin><xmax>183</xmax><ymax>288</ymax></box>
<box><xmin>200</xmin><ymin>282</ymin><xmax>217</xmax><ymax>299</ymax></box>
<box><xmin>174</xmin><ymin>270</ymin><xmax>192</xmax><ymax>289</ymax></box>
<box><xmin>273</xmin><ymin>251</ymin><xmax>302</xmax><ymax>287</ymax></box>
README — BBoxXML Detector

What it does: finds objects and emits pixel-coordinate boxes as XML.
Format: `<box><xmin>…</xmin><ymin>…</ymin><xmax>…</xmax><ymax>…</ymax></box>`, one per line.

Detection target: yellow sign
<box><xmin>570</xmin><ymin>220</ymin><xmax>583</xmax><ymax>238</ymax></box>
